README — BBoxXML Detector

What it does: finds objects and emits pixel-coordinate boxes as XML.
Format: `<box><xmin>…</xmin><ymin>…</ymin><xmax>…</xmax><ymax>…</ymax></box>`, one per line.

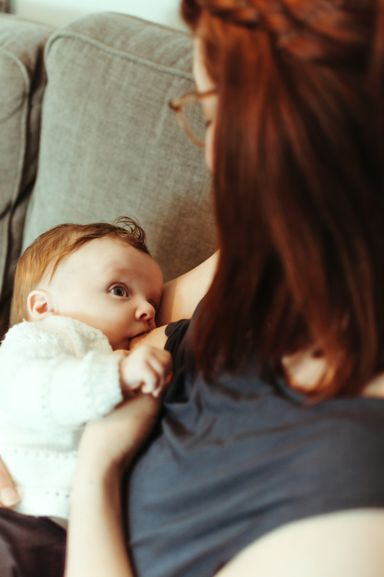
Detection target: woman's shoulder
<box><xmin>215</xmin><ymin>508</ymin><xmax>384</xmax><ymax>577</ymax></box>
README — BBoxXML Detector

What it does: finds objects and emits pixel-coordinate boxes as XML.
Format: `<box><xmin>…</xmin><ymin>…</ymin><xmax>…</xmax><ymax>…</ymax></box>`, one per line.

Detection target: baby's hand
<box><xmin>119</xmin><ymin>346</ymin><xmax>172</xmax><ymax>398</ymax></box>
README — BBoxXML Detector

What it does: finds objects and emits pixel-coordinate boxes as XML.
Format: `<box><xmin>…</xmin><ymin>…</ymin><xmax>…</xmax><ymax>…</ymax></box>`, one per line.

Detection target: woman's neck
<box><xmin>282</xmin><ymin>349</ymin><xmax>384</xmax><ymax>398</ymax></box>
<box><xmin>281</xmin><ymin>347</ymin><xmax>327</xmax><ymax>393</ymax></box>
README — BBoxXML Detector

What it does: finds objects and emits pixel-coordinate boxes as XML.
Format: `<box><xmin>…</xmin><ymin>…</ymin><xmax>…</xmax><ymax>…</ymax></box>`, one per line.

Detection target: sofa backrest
<box><xmin>0</xmin><ymin>12</ymin><xmax>215</xmax><ymax>335</ymax></box>
<box><xmin>24</xmin><ymin>12</ymin><xmax>215</xmax><ymax>280</ymax></box>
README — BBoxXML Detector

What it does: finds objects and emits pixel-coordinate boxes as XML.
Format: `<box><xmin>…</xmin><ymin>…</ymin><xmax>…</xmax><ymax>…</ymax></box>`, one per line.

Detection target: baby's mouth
<box><xmin>137</xmin><ymin>320</ymin><xmax>156</xmax><ymax>336</ymax></box>
<box><xmin>126</xmin><ymin>323</ymin><xmax>156</xmax><ymax>348</ymax></box>
<box><xmin>131</xmin><ymin>326</ymin><xmax>151</xmax><ymax>340</ymax></box>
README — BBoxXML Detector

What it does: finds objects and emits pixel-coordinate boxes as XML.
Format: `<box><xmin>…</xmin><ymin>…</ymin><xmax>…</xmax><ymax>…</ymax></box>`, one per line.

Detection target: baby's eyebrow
<box><xmin>105</xmin><ymin>263</ymin><xmax>132</xmax><ymax>277</ymax></box>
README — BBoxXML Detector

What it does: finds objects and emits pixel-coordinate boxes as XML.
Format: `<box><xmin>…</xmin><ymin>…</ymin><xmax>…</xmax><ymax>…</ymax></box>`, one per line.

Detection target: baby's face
<box><xmin>43</xmin><ymin>237</ymin><xmax>163</xmax><ymax>349</ymax></box>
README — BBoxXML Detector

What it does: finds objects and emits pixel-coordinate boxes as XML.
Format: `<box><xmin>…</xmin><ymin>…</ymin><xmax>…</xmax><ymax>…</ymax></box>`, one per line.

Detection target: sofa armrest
<box><xmin>0</xmin><ymin>14</ymin><xmax>53</xmax><ymax>336</ymax></box>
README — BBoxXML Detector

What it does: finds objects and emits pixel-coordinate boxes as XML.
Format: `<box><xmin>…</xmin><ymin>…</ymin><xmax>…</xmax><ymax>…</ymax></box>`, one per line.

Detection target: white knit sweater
<box><xmin>0</xmin><ymin>316</ymin><xmax>124</xmax><ymax>520</ymax></box>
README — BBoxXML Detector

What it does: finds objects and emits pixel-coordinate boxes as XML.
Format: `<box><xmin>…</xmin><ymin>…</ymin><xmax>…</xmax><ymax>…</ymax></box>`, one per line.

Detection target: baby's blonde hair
<box><xmin>10</xmin><ymin>217</ymin><xmax>149</xmax><ymax>326</ymax></box>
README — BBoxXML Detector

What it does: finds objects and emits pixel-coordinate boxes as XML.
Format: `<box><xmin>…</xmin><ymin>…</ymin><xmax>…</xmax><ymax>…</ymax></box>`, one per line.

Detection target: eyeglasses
<box><xmin>168</xmin><ymin>89</ymin><xmax>217</xmax><ymax>148</ymax></box>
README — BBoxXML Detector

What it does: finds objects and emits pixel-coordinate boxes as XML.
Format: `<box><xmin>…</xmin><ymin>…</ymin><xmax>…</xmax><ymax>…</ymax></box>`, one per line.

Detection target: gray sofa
<box><xmin>0</xmin><ymin>11</ymin><xmax>215</xmax><ymax>338</ymax></box>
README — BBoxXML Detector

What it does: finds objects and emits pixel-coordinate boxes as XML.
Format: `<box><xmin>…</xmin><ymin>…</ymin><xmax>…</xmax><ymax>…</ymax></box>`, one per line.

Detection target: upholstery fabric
<box><xmin>23</xmin><ymin>12</ymin><xmax>215</xmax><ymax>281</ymax></box>
<box><xmin>0</xmin><ymin>15</ymin><xmax>52</xmax><ymax>336</ymax></box>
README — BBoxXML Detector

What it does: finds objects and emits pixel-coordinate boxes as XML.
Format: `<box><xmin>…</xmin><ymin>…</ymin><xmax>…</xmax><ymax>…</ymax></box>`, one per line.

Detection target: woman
<box><xmin>3</xmin><ymin>0</ymin><xmax>384</xmax><ymax>575</ymax></box>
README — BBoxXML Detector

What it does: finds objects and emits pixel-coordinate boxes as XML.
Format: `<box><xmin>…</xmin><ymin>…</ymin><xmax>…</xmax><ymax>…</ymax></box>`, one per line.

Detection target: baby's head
<box><xmin>10</xmin><ymin>218</ymin><xmax>163</xmax><ymax>349</ymax></box>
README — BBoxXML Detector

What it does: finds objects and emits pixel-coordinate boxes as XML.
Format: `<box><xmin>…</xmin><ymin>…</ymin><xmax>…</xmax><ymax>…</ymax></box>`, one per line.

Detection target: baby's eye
<box><xmin>109</xmin><ymin>285</ymin><xmax>128</xmax><ymax>298</ymax></box>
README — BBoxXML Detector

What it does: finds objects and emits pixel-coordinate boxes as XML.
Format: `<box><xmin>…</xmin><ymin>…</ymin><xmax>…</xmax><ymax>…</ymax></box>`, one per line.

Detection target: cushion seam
<box><xmin>45</xmin><ymin>30</ymin><xmax>193</xmax><ymax>82</ymax></box>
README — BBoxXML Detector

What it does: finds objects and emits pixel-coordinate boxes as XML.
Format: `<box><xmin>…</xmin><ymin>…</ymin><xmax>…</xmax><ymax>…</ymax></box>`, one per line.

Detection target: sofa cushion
<box><xmin>0</xmin><ymin>15</ymin><xmax>52</xmax><ymax>336</ymax></box>
<box><xmin>23</xmin><ymin>12</ymin><xmax>215</xmax><ymax>281</ymax></box>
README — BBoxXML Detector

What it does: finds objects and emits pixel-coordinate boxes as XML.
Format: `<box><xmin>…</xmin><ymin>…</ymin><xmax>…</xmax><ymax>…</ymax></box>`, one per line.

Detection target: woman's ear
<box><xmin>26</xmin><ymin>289</ymin><xmax>53</xmax><ymax>320</ymax></box>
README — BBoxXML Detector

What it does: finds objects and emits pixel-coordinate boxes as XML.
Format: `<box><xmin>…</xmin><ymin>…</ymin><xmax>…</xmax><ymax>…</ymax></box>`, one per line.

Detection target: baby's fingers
<box><xmin>141</xmin><ymin>361</ymin><xmax>169</xmax><ymax>395</ymax></box>
<box><xmin>147</xmin><ymin>350</ymin><xmax>172</xmax><ymax>377</ymax></box>
<box><xmin>141</xmin><ymin>364</ymin><xmax>164</xmax><ymax>394</ymax></box>
<box><xmin>150</xmin><ymin>371</ymin><xmax>173</xmax><ymax>398</ymax></box>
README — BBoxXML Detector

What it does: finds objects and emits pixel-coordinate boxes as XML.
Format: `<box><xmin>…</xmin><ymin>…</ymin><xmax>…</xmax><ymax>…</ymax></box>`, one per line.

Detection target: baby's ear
<box><xmin>26</xmin><ymin>289</ymin><xmax>53</xmax><ymax>320</ymax></box>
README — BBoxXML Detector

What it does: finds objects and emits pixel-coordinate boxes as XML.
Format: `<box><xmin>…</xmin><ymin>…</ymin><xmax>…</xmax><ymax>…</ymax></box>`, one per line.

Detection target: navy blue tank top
<box><xmin>127</xmin><ymin>319</ymin><xmax>384</xmax><ymax>577</ymax></box>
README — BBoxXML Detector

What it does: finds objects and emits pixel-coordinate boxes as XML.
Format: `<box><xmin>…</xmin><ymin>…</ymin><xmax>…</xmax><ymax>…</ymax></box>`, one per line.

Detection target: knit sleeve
<box><xmin>0</xmin><ymin>322</ymin><xmax>124</xmax><ymax>430</ymax></box>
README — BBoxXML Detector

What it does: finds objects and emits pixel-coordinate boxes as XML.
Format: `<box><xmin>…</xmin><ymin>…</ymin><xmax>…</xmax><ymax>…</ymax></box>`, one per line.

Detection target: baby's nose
<box><xmin>136</xmin><ymin>300</ymin><xmax>155</xmax><ymax>323</ymax></box>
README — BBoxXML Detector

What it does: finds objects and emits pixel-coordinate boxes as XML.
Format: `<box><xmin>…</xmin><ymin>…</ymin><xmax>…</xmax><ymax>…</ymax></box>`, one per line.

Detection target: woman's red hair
<box><xmin>182</xmin><ymin>0</ymin><xmax>384</xmax><ymax>398</ymax></box>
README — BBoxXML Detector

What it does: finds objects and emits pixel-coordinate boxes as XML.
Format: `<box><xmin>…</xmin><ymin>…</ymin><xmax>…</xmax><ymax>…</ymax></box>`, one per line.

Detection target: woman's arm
<box><xmin>65</xmin><ymin>394</ymin><xmax>160</xmax><ymax>577</ymax></box>
<box><xmin>65</xmin><ymin>463</ymin><xmax>132</xmax><ymax>577</ymax></box>
<box><xmin>157</xmin><ymin>251</ymin><xmax>218</xmax><ymax>325</ymax></box>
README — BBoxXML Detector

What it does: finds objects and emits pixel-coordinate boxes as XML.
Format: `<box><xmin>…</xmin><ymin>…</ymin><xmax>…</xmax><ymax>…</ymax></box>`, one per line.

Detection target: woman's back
<box><xmin>128</xmin><ymin>320</ymin><xmax>384</xmax><ymax>577</ymax></box>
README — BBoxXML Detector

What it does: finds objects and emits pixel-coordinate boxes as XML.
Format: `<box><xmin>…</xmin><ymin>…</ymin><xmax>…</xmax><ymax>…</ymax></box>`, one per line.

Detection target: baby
<box><xmin>0</xmin><ymin>217</ymin><xmax>171</xmax><ymax>525</ymax></box>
